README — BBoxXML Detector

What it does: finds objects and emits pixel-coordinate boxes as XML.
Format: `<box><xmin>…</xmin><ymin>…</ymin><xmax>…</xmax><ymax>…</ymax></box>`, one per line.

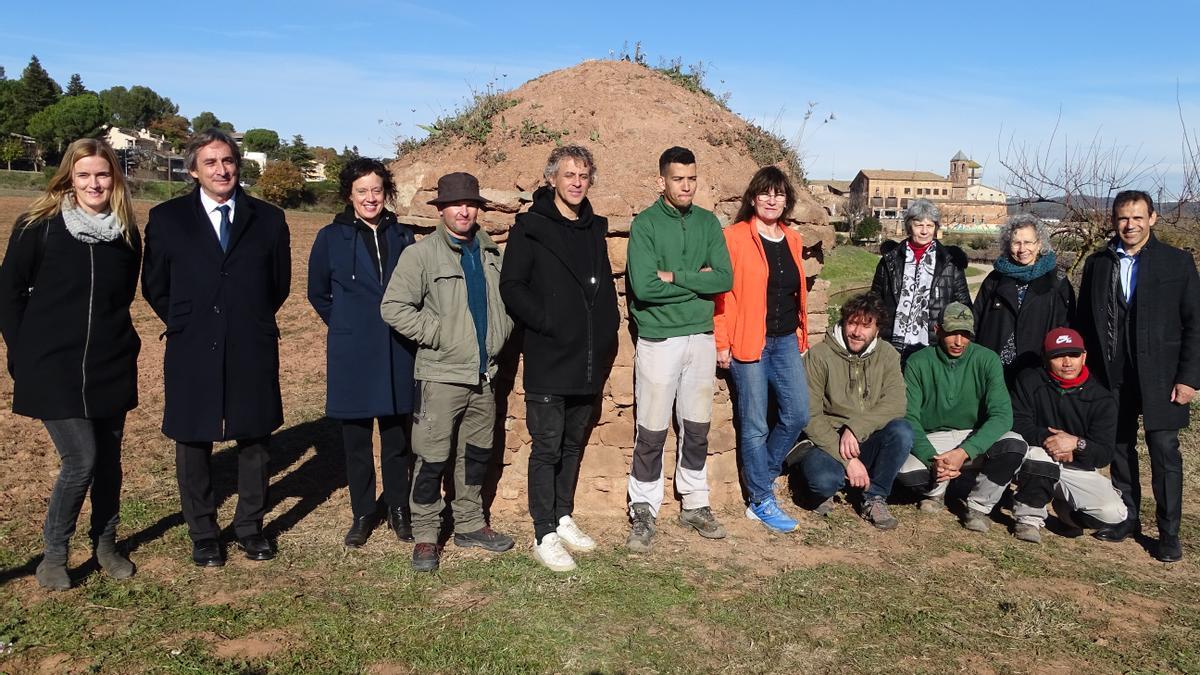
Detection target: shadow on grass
<box><xmin>0</xmin><ymin>416</ymin><xmax>344</xmax><ymax>586</ymax></box>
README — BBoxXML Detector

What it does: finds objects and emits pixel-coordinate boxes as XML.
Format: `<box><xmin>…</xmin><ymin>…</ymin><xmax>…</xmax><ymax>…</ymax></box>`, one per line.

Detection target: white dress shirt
<box><xmin>198</xmin><ymin>190</ymin><xmax>236</xmax><ymax>242</ymax></box>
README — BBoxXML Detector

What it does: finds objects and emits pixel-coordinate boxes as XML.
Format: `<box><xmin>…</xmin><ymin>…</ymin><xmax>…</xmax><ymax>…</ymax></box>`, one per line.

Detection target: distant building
<box><xmin>104</xmin><ymin>126</ymin><xmax>170</xmax><ymax>153</ymax></box>
<box><xmin>304</xmin><ymin>161</ymin><xmax>327</xmax><ymax>182</ymax></box>
<box><xmin>849</xmin><ymin>151</ymin><xmax>1008</xmax><ymax>235</ymax></box>
<box><xmin>806</xmin><ymin>179</ymin><xmax>852</xmax><ymax>225</ymax></box>
<box><xmin>243</xmin><ymin>151</ymin><xmax>268</xmax><ymax>172</ymax></box>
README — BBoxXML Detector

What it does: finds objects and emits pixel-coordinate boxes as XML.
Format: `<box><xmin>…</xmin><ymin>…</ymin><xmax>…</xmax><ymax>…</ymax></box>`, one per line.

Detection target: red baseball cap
<box><xmin>1044</xmin><ymin>327</ymin><xmax>1086</xmax><ymax>358</ymax></box>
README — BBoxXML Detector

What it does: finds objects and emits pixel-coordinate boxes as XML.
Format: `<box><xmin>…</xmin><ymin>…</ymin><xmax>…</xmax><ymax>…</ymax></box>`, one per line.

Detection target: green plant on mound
<box><xmin>742</xmin><ymin>123</ymin><xmax>805</xmax><ymax>181</ymax></box>
<box><xmin>652</xmin><ymin>57</ymin><xmax>730</xmax><ymax>109</ymax></box>
<box><xmin>518</xmin><ymin>119</ymin><xmax>568</xmax><ymax>147</ymax></box>
<box><xmin>404</xmin><ymin>83</ymin><xmax>519</xmax><ymax>153</ymax></box>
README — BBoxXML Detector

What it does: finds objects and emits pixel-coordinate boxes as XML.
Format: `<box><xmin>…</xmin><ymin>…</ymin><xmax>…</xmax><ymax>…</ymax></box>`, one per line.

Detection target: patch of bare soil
<box><xmin>213</xmin><ymin>629</ymin><xmax>292</xmax><ymax>661</ymax></box>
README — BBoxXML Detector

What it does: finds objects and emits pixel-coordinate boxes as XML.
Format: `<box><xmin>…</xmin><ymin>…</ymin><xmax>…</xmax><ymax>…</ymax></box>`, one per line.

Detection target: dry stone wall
<box><xmin>387</xmin><ymin>59</ymin><xmax>837</xmax><ymax>512</ymax></box>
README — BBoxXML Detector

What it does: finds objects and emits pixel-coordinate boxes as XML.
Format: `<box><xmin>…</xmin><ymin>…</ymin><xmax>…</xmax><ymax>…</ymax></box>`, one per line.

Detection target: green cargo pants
<box><xmin>409</xmin><ymin>379</ymin><xmax>496</xmax><ymax>544</ymax></box>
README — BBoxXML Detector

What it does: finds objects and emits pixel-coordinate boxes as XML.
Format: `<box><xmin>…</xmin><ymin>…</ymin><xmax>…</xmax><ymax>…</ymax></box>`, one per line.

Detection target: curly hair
<box><xmin>840</xmin><ymin>291</ymin><xmax>888</xmax><ymax>328</ymax></box>
<box><xmin>998</xmin><ymin>213</ymin><xmax>1053</xmax><ymax>256</ymax></box>
<box><xmin>337</xmin><ymin>157</ymin><xmax>398</xmax><ymax>205</ymax></box>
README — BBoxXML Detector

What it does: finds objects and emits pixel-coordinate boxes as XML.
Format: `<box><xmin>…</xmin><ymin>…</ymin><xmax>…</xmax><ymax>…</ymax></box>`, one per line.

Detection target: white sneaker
<box><xmin>532</xmin><ymin>533</ymin><xmax>577</xmax><ymax>572</ymax></box>
<box><xmin>556</xmin><ymin>515</ymin><xmax>597</xmax><ymax>553</ymax></box>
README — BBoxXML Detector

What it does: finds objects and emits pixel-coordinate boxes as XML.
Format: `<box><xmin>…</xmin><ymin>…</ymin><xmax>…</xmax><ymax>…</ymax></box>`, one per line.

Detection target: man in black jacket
<box><xmin>1076</xmin><ymin>190</ymin><xmax>1200</xmax><ymax>562</ymax></box>
<box><xmin>142</xmin><ymin>130</ymin><xmax>291</xmax><ymax>567</ymax></box>
<box><xmin>1009</xmin><ymin>328</ymin><xmax>1127</xmax><ymax>544</ymax></box>
<box><xmin>500</xmin><ymin>145</ymin><xmax>619</xmax><ymax>572</ymax></box>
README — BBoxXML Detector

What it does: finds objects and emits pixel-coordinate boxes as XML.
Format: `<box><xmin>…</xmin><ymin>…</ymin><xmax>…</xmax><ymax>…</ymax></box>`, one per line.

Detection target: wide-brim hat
<box><xmin>427</xmin><ymin>172</ymin><xmax>486</xmax><ymax>206</ymax></box>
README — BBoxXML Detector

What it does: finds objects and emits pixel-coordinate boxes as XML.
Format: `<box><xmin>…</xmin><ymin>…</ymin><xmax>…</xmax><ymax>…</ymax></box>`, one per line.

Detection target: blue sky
<box><xmin>6</xmin><ymin>1</ymin><xmax>1199</xmax><ymax>191</ymax></box>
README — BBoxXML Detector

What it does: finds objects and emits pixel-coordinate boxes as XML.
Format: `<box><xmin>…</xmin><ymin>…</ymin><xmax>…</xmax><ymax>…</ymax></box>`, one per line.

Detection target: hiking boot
<box><xmin>453</xmin><ymin>526</ymin><xmax>515</xmax><ymax>553</ymax></box>
<box><xmin>962</xmin><ymin>509</ymin><xmax>991</xmax><ymax>533</ymax></box>
<box><xmin>556</xmin><ymin>515</ymin><xmax>596</xmax><ymax>553</ymax></box>
<box><xmin>532</xmin><ymin>533</ymin><xmax>577</xmax><ymax>572</ymax></box>
<box><xmin>919</xmin><ymin>494</ymin><xmax>945</xmax><ymax>514</ymax></box>
<box><xmin>412</xmin><ymin>543</ymin><xmax>440</xmax><ymax>572</ymax></box>
<box><xmin>94</xmin><ymin>537</ymin><xmax>134</xmax><ymax>579</ymax></box>
<box><xmin>746</xmin><ymin>498</ymin><xmax>799</xmax><ymax>533</ymax></box>
<box><xmin>812</xmin><ymin>496</ymin><xmax>835</xmax><ymax>517</ymax></box>
<box><xmin>862</xmin><ymin>497</ymin><xmax>898</xmax><ymax>530</ymax></box>
<box><xmin>35</xmin><ymin>552</ymin><xmax>70</xmax><ymax>591</ymax></box>
<box><xmin>1014</xmin><ymin>523</ymin><xmax>1042</xmax><ymax>544</ymax></box>
<box><xmin>626</xmin><ymin>502</ymin><xmax>656</xmax><ymax>554</ymax></box>
<box><xmin>679</xmin><ymin>506</ymin><xmax>727</xmax><ymax>539</ymax></box>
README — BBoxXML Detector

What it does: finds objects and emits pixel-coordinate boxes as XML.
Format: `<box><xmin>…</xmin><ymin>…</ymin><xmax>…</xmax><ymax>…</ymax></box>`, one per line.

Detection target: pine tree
<box><xmin>14</xmin><ymin>55</ymin><xmax>62</xmax><ymax>134</ymax></box>
<box><xmin>66</xmin><ymin>73</ymin><xmax>86</xmax><ymax>96</ymax></box>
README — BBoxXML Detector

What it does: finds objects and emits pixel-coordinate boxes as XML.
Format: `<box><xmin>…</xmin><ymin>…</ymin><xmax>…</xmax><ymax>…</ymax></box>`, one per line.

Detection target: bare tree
<box><xmin>999</xmin><ymin>114</ymin><xmax>1160</xmax><ymax>274</ymax></box>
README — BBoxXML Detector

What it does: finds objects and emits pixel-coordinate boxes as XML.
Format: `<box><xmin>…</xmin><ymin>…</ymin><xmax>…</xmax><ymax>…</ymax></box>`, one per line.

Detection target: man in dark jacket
<box><xmin>142</xmin><ymin>130</ymin><xmax>291</xmax><ymax>566</ymax></box>
<box><xmin>1009</xmin><ymin>328</ymin><xmax>1127</xmax><ymax>544</ymax></box>
<box><xmin>501</xmin><ymin>145</ymin><xmax>619</xmax><ymax>572</ymax></box>
<box><xmin>1076</xmin><ymin>190</ymin><xmax>1200</xmax><ymax>562</ymax></box>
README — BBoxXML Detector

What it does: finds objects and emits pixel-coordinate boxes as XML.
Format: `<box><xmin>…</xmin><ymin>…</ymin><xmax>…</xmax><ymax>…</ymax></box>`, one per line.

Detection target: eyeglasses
<box><xmin>756</xmin><ymin>193</ymin><xmax>787</xmax><ymax>203</ymax></box>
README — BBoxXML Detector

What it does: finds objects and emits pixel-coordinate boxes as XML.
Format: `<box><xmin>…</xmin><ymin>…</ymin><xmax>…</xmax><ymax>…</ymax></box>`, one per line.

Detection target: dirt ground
<box><xmin>1</xmin><ymin>191</ymin><xmax>1199</xmax><ymax>673</ymax></box>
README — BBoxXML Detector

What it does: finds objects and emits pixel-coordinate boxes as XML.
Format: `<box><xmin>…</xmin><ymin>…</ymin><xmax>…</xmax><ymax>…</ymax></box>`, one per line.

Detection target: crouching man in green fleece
<box><xmin>895</xmin><ymin>302</ymin><xmax>1030</xmax><ymax>534</ymax></box>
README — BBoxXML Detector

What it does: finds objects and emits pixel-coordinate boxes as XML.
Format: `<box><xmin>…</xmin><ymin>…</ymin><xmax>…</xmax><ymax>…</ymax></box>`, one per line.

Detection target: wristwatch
<box><xmin>1075</xmin><ymin>438</ymin><xmax>1087</xmax><ymax>454</ymax></box>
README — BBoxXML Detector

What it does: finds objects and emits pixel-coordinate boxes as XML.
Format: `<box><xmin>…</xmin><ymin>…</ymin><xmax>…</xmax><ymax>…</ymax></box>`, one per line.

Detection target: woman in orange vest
<box><xmin>714</xmin><ymin>166</ymin><xmax>810</xmax><ymax>533</ymax></box>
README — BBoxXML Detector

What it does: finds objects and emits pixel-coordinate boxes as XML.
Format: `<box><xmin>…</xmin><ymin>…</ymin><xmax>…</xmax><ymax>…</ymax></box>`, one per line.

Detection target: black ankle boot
<box><xmin>386</xmin><ymin>505</ymin><xmax>414</xmax><ymax>542</ymax></box>
<box><xmin>343</xmin><ymin>515</ymin><xmax>376</xmax><ymax>548</ymax></box>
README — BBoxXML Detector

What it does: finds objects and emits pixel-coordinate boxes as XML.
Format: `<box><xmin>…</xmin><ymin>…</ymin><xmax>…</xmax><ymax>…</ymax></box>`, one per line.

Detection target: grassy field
<box><xmin>1</xmin><ymin>198</ymin><xmax>1199</xmax><ymax>673</ymax></box>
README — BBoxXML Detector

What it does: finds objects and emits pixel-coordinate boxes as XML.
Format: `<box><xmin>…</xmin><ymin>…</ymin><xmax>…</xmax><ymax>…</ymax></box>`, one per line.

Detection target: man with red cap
<box><xmin>1008</xmin><ymin>327</ymin><xmax>1128</xmax><ymax>543</ymax></box>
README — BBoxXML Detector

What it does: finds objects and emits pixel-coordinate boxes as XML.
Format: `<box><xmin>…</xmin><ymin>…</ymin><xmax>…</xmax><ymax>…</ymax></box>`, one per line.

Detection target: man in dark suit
<box><xmin>1076</xmin><ymin>190</ymin><xmax>1200</xmax><ymax>562</ymax></box>
<box><xmin>142</xmin><ymin>129</ymin><xmax>291</xmax><ymax>566</ymax></box>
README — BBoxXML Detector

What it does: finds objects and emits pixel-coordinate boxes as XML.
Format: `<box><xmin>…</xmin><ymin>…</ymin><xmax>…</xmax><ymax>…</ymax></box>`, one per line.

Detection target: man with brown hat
<box><xmin>381</xmin><ymin>172</ymin><xmax>515</xmax><ymax>572</ymax></box>
<box><xmin>1007</xmin><ymin>328</ymin><xmax>1128</xmax><ymax>544</ymax></box>
<box><xmin>895</xmin><ymin>302</ymin><xmax>1030</xmax><ymax>536</ymax></box>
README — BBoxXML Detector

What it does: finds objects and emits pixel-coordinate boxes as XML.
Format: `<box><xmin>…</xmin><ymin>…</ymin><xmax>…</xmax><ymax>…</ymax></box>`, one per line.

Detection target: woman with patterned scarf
<box><xmin>972</xmin><ymin>213</ymin><xmax>1075</xmax><ymax>385</ymax></box>
<box><xmin>870</xmin><ymin>199</ymin><xmax>970</xmax><ymax>364</ymax></box>
<box><xmin>0</xmin><ymin>139</ymin><xmax>142</xmax><ymax>589</ymax></box>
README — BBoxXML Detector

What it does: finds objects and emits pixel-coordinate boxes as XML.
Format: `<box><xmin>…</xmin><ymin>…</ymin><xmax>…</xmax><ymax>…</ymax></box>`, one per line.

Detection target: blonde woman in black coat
<box><xmin>0</xmin><ymin>139</ymin><xmax>142</xmax><ymax>589</ymax></box>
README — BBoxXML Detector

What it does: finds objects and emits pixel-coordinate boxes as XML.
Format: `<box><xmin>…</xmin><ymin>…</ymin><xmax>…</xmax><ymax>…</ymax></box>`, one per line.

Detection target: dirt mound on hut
<box><xmin>388</xmin><ymin>58</ymin><xmax>829</xmax><ymax>235</ymax></box>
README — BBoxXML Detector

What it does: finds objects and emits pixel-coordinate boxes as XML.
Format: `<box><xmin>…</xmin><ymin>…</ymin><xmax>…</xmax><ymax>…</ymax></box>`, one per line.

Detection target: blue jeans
<box><xmin>800</xmin><ymin>418</ymin><xmax>913</xmax><ymax>500</ymax></box>
<box><xmin>729</xmin><ymin>335</ymin><xmax>810</xmax><ymax>504</ymax></box>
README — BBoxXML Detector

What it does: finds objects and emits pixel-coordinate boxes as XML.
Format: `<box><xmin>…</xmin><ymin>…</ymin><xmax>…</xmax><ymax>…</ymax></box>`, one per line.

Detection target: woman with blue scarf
<box><xmin>972</xmin><ymin>213</ymin><xmax>1075</xmax><ymax>385</ymax></box>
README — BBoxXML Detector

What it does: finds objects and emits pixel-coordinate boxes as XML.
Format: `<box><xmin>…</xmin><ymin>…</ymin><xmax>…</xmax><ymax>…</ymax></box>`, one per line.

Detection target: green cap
<box><xmin>940</xmin><ymin>302</ymin><xmax>975</xmax><ymax>336</ymax></box>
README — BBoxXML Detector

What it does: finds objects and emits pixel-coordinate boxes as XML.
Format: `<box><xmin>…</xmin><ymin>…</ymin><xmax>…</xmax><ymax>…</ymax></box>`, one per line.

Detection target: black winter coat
<box><xmin>972</xmin><ymin>266</ymin><xmax>1075</xmax><ymax>381</ymax></box>
<box><xmin>307</xmin><ymin>208</ymin><xmax>416</xmax><ymax>419</ymax></box>
<box><xmin>1076</xmin><ymin>233</ymin><xmax>1200</xmax><ymax>430</ymax></box>
<box><xmin>142</xmin><ymin>188</ymin><xmax>291</xmax><ymax>442</ymax></box>
<box><xmin>500</xmin><ymin>186</ymin><xmax>619</xmax><ymax>395</ymax></box>
<box><xmin>1011</xmin><ymin>367</ymin><xmax>1116</xmax><ymax>471</ymax></box>
<box><xmin>870</xmin><ymin>239</ymin><xmax>970</xmax><ymax>349</ymax></box>
<box><xmin>0</xmin><ymin>215</ymin><xmax>141</xmax><ymax>420</ymax></box>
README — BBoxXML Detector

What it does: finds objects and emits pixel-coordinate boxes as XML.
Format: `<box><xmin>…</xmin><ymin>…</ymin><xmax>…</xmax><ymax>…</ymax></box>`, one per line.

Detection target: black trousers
<box><xmin>526</xmin><ymin>393</ymin><xmax>596</xmax><ymax>542</ymax></box>
<box><xmin>1110</xmin><ymin>367</ymin><xmax>1185</xmax><ymax>538</ymax></box>
<box><xmin>175</xmin><ymin>437</ymin><xmax>269</xmax><ymax>541</ymax></box>
<box><xmin>341</xmin><ymin>415</ymin><xmax>410</xmax><ymax>518</ymax></box>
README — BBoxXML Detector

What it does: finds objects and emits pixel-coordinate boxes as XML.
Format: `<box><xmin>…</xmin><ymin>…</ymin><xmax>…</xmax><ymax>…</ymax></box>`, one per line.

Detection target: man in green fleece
<box><xmin>624</xmin><ymin>146</ymin><xmax>733</xmax><ymax>553</ymax></box>
<box><xmin>896</xmin><ymin>302</ymin><xmax>1029</xmax><ymax>533</ymax></box>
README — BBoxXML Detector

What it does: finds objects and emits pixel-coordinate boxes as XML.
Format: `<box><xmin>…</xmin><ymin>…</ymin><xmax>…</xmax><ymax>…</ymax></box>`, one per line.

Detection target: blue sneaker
<box><xmin>746</xmin><ymin>498</ymin><xmax>799</xmax><ymax>533</ymax></box>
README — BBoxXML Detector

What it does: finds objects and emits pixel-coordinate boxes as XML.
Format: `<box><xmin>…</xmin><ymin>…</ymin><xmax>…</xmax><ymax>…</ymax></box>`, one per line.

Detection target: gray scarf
<box><xmin>61</xmin><ymin>198</ymin><xmax>124</xmax><ymax>243</ymax></box>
